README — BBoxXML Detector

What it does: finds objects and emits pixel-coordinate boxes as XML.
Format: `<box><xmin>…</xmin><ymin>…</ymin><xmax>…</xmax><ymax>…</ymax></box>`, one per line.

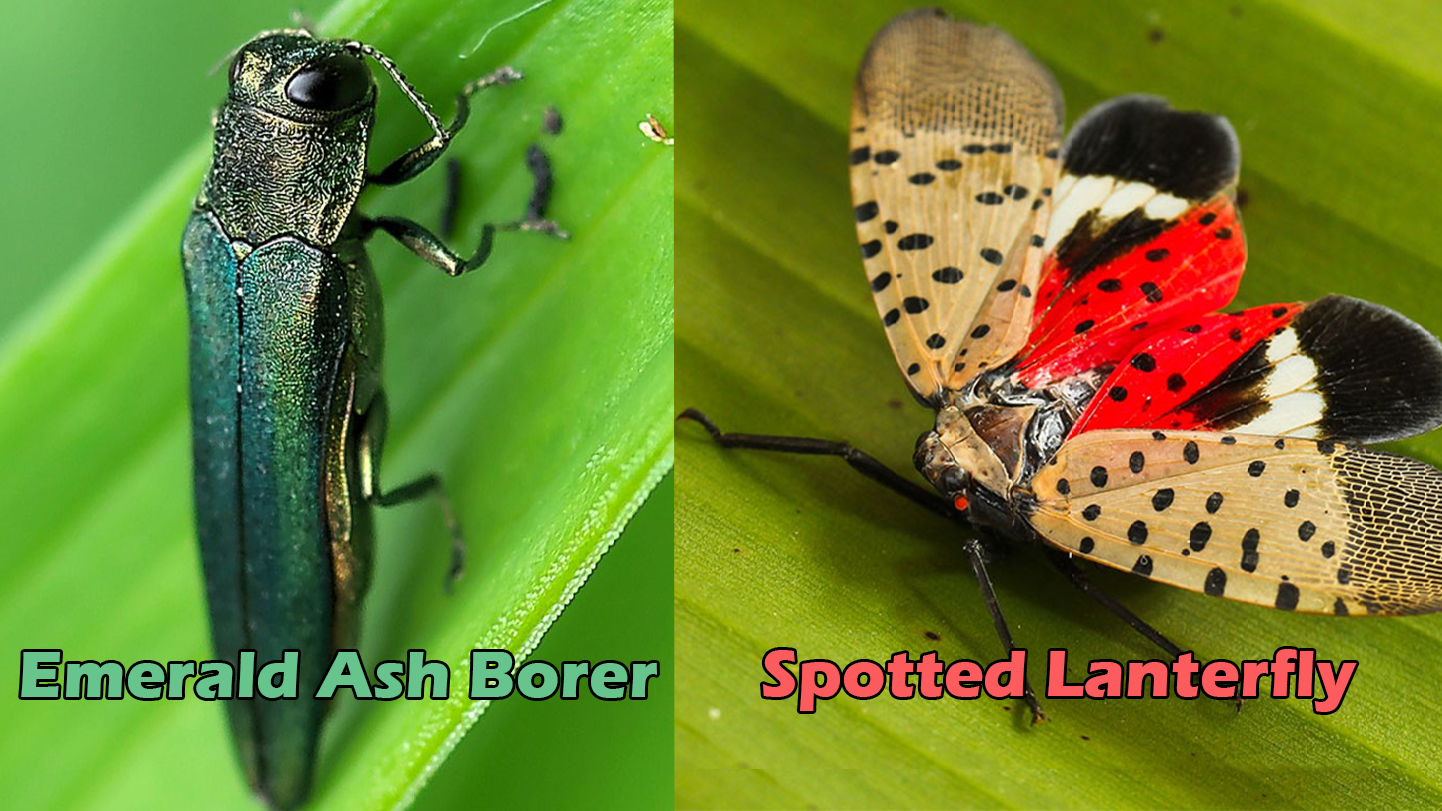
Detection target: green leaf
<box><xmin>676</xmin><ymin>1</ymin><xmax>1442</xmax><ymax>808</ymax></box>
<box><xmin>0</xmin><ymin>0</ymin><xmax>672</xmax><ymax>808</ymax></box>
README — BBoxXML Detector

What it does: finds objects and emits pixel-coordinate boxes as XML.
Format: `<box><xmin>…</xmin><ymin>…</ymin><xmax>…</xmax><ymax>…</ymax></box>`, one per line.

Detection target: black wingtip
<box><xmin>1062</xmin><ymin>94</ymin><xmax>1240</xmax><ymax>200</ymax></box>
<box><xmin>1298</xmin><ymin>295</ymin><xmax>1442</xmax><ymax>443</ymax></box>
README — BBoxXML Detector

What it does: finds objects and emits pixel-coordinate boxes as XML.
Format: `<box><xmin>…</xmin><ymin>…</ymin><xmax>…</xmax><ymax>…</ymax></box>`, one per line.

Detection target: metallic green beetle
<box><xmin>182</xmin><ymin>28</ymin><xmax>560</xmax><ymax>809</ymax></box>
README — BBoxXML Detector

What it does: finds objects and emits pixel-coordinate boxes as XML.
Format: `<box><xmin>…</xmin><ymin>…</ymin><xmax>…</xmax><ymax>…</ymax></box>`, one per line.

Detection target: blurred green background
<box><xmin>0</xmin><ymin>0</ymin><xmax>671</xmax><ymax>809</ymax></box>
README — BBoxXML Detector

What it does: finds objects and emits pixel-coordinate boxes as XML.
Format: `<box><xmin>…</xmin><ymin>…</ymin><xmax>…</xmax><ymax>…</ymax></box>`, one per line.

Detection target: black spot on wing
<box><xmin>1204</xmin><ymin>567</ymin><xmax>1227</xmax><ymax>597</ymax></box>
<box><xmin>1151</xmin><ymin>488</ymin><xmax>1174</xmax><ymax>511</ymax></box>
<box><xmin>1062</xmin><ymin>95</ymin><xmax>1240</xmax><ymax>200</ymax></box>
<box><xmin>1275</xmin><ymin>582</ymin><xmax>1300</xmax><ymax>611</ymax></box>
<box><xmin>1241</xmin><ymin>528</ymin><xmax>1260</xmax><ymax>572</ymax></box>
<box><xmin>1189</xmin><ymin>522</ymin><xmax>1212</xmax><ymax>552</ymax></box>
<box><xmin>933</xmin><ymin>267</ymin><xmax>963</xmax><ymax>284</ymax></box>
<box><xmin>1128</xmin><ymin>520</ymin><xmax>1148</xmax><ymax>544</ymax></box>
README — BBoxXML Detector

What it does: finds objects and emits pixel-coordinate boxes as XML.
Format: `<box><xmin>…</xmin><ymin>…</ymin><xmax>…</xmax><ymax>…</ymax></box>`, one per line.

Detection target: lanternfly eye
<box><xmin>938</xmin><ymin>466</ymin><xmax>966</xmax><ymax>496</ymax></box>
<box><xmin>285</xmin><ymin>53</ymin><xmax>372</xmax><ymax>110</ymax></box>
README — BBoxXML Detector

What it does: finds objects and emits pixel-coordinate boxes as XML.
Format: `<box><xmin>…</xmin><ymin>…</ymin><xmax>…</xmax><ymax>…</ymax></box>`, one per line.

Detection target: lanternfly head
<box><xmin>915</xmin><ymin>429</ymin><xmax>970</xmax><ymax>511</ymax></box>
<box><xmin>915</xmin><ymin>406</ymin><xmax>977</xmax><ymax>511</ymax></box>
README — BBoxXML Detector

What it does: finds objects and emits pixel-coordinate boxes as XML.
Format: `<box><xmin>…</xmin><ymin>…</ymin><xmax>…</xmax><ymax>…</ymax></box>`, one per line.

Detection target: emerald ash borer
<box><xmin>182</xmin><ymin>26</ymin><xmax>563</xmax><ymax>809</ymax></box>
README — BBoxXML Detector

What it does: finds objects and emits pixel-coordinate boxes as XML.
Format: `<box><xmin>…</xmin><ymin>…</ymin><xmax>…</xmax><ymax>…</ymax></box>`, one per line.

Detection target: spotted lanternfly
<box><xmin>680</xmin><ymin>9</ymin><xmax>1442</xmax><ymax>722</ymax></box>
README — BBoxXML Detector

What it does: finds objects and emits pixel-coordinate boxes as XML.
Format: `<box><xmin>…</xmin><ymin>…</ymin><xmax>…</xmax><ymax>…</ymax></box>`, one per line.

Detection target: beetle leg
<box><xmin>362</xmin><ymin>215</ymin><xmax>495</xmax><ymax>276</ymax></box>
<box><xmin>357</xmin><ymin>393</ymin><xmax>466</xmax><ymax>591</ymax></box>
<box><xmin>363</xmin><ymin>61</ymin><xmax>523</xmax><ymax>187</ymax></box>
<box><xmin>511</xmin><ymin>143</ymin><xmax>568</xmax><ymax>237</ymax></box>
<box><xmin>439</xmin><ymin>159</ymin><xmax>463</xmax><ymax>239</ymax></box>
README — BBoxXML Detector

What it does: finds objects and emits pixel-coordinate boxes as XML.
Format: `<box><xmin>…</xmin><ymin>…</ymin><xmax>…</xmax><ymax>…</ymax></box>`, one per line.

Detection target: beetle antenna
<box><xmin>289</xmin><ymin>9</ymin><xmax>318</xmax><ymax>35</ymax></box>
<box><xmin>344</xmin><ymin>41</ymin><xmax>447</xmax><ymax>142</ymax></box>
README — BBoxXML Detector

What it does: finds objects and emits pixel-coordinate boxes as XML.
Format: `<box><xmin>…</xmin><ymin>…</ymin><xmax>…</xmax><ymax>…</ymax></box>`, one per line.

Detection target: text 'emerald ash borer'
<box><xmin>182</xmin><ymin>26</ymin><xmax>563</xmax><ymax>809</ymax></box>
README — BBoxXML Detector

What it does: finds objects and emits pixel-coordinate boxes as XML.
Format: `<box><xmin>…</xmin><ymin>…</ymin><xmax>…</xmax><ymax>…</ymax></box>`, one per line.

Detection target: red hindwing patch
<box><xmin>1016</xmin><ymin>197</ymin><xmax>1245</xmax><ymax>387</ymax></box>
<box><xmin>1071</xmin><ymin>302</ymin><xmax>1305</xmax><ymax>436</ymax></box>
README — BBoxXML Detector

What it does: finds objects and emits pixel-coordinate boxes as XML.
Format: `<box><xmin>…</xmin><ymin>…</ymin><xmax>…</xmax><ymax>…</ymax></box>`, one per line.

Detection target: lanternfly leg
<box><xmin>1045</xmin><ymin>550</ymin><xmax>1243</xmax><ymax>711</ymax></box>
<box><xmin>966</xmin><ymin>540</ymin><xmax>1047</xmax><ymax>723</ymax></box>
<box><xmin>1044</xmin><ymin>549</ymin><xmax>1185</xmax><ymax>657</ymax></box>
<box><xmin>681</xmin><ymin>408</ymin><xmax>1045</xmax><ymax>721</ymax></box>
<box><xmin>677</xmin><ymin>408</ymin><xmax>955</xmax><ymax>520</ymax></box>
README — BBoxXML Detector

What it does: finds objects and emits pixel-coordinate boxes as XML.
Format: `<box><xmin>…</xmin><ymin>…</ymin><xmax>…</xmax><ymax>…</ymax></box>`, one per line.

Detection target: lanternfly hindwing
<box><xmin>853</xmin><ymin>10</ymin><xmax>1442</xmax><ymax>618</ymax></box>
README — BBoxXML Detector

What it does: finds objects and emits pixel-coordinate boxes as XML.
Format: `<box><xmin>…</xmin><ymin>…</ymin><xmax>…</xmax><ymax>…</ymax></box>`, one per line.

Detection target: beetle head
<box><xmin>227</xmin><ymin>32</ymin><xmax>377</xmax><ymax>121</ymax></box>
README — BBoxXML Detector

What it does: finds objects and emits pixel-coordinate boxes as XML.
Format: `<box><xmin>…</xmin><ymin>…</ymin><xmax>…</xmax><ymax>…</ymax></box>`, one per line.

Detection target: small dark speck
<box><xmin>543</xmin><ymin>104</ymin><xmax>563</xmax><ymax>134</ymax></box>
<box><xmin>1149</xmin><ymin>27</ymin><xmax>1165</xmax><ymax>43</ymax></box>
<box><xmin>1081</xmin><ymin>735</ymin><xmax>1091</xmax><ymax>741</ymax></box>
<box><xmin>1235</xmin><ymin>187</ymin><xmax>1250</xmax><ymax>209</ymax></box>
<box><xmin>924</xmin><ymin>631</ymin><xmax>940</xmax><ymax>641</ymax></box>
<box><xmin>732</xmin><ymin>548</ymin><xmax>740</xmax><ymax>553</ymax></box>
<box><xmin>888</xmin><ymin>399</ymin><xmax>903</xmax><ymax>410</ymax></box>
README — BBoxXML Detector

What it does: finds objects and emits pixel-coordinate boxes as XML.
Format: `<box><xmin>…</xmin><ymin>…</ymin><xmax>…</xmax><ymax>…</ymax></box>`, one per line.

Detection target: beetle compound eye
<box><xmin>285</xmin><ymin>53</ymin><xmax>371</xmax><ymax>111</ymax></box>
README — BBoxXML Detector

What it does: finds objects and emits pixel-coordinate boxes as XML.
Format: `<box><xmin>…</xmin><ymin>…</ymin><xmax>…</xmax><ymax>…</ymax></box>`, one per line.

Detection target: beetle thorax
<box><xmin>202</xmin><ymin>101</ymin><xmax>374</xmax><ymax>248</ymax></box>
